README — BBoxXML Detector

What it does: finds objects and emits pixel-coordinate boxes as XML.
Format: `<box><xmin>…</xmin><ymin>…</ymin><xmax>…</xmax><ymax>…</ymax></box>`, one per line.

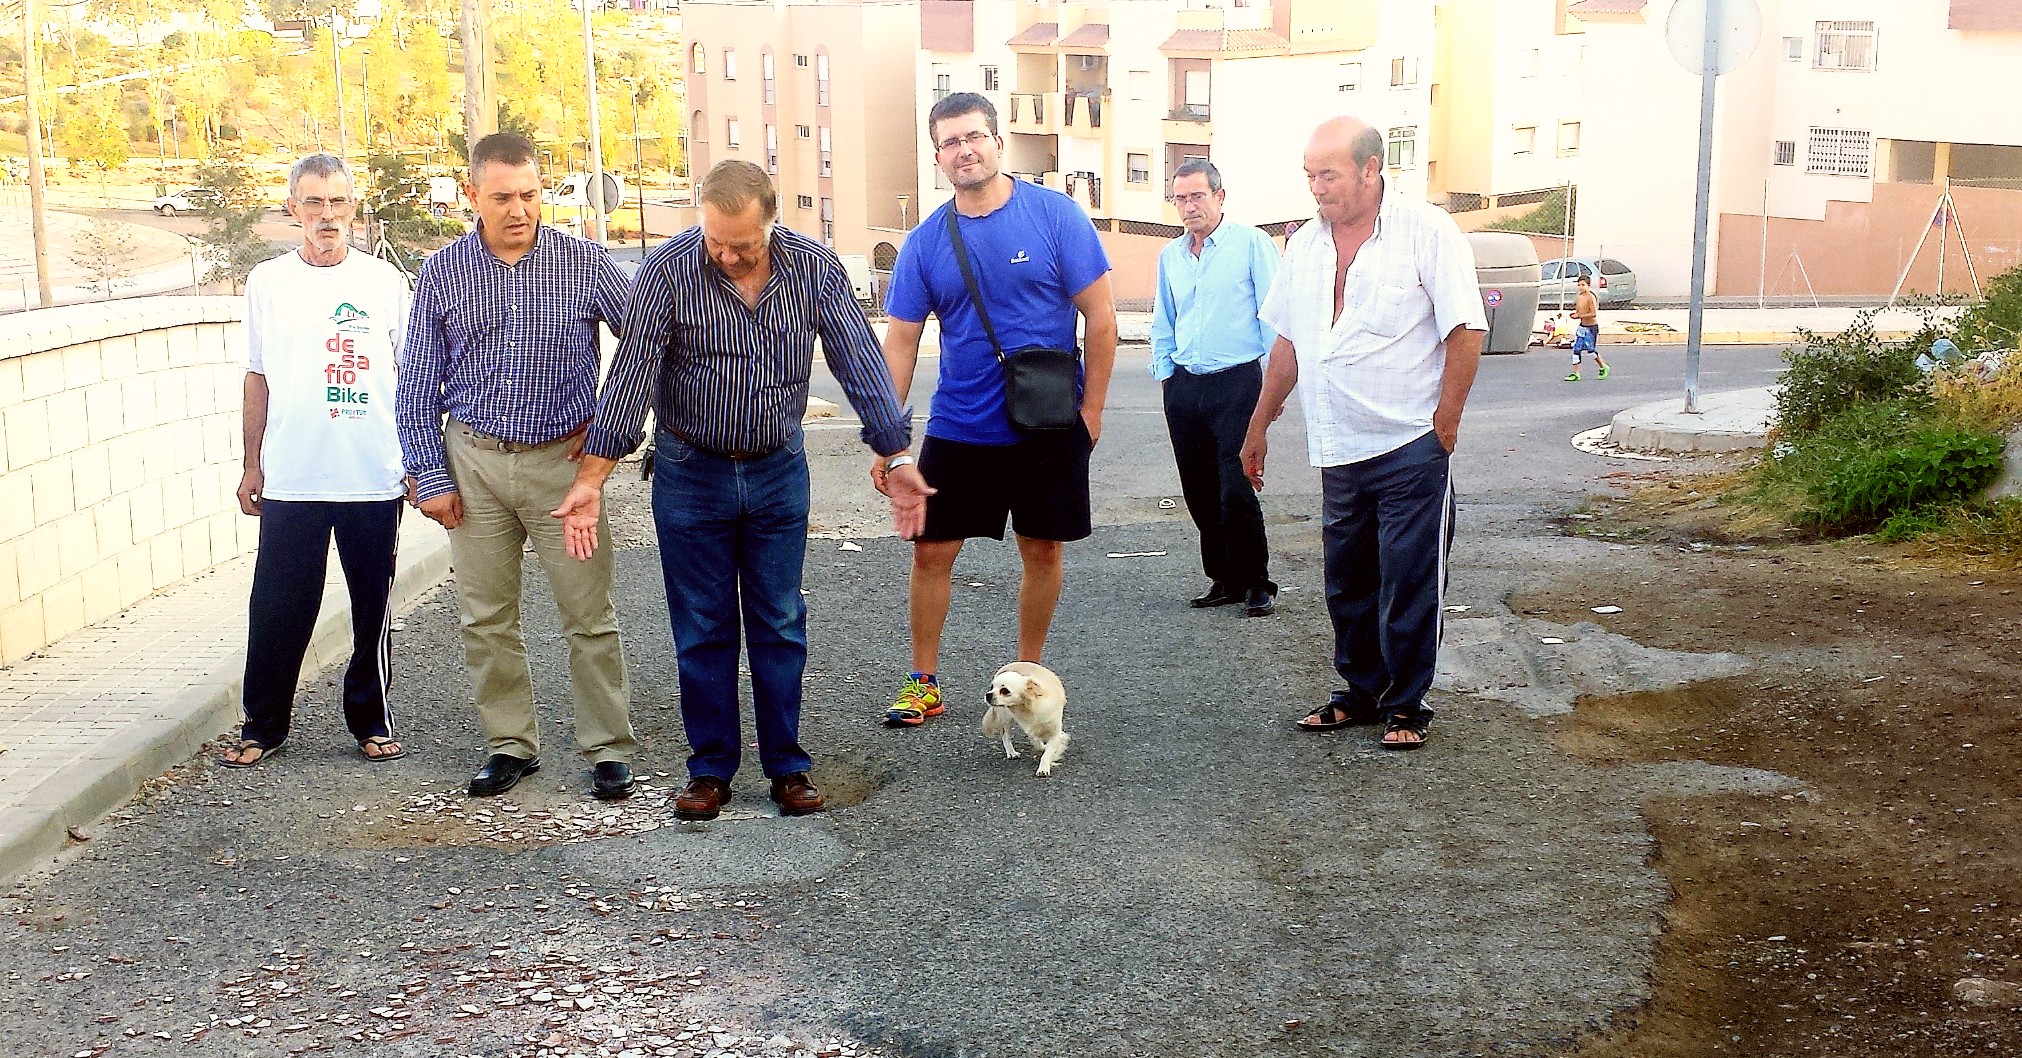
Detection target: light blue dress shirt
<box><xmin>1149</xmin><ymin>219</ymin><xmax>1281</xmax><ymax>381</ymax></box>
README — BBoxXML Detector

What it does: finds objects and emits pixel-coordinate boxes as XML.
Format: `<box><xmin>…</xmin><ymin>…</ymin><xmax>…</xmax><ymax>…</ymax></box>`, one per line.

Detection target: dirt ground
<box><xmin>1528</xmin><ymin>471</ymin><xmax>2021</xmax><ymax>1056</ymax></box>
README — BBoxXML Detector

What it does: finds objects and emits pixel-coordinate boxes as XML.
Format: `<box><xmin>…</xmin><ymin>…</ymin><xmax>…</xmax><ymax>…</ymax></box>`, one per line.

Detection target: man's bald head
<box><xmin>1307</xmin><ymin>116</ymin><xmax>1384</xmax><ymax>173</ymax></box>
<box><xmin>1302</xmin><ymin>116</ymin><xmax>1387</xmax><ymax>227</ymax></box>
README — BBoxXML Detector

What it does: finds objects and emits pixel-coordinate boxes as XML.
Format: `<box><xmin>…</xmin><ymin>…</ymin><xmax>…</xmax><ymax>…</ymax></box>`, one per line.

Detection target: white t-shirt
<box><xmin>245</xmin><ymin>249</ymin><xmax>411</xmax><ymax>501</ymax></box>
<box><xmin>1259</xmin><ymin>188</ymin><xmax>1486</xmax><ymax>467</ymax></box>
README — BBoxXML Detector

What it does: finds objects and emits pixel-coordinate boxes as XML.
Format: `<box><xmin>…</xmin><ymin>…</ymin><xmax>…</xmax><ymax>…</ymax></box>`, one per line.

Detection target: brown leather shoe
<box><xmin>673</xmin><ymin>775</ymin><xmax>731</xmax><ymax>821</ymax></box>
<box><xmin>769</xmin><ymin>772</ymin><xmax>826</xmax><ymax>816</ymax></box>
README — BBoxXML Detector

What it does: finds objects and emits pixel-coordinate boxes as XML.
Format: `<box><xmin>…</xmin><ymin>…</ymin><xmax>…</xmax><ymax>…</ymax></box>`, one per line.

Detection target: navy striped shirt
<box><xmin>584</xmin><ymin>225</ymin><xmax>911</xmax><ymax>461</ymax></box>
<box><xmin>396</xmin><ymin>225</ymin><xmax>632</xmax><ymax>501</ymax></box>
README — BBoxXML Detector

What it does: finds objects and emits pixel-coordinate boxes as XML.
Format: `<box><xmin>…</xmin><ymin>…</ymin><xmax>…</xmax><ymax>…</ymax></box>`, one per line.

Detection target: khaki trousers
<box><xmin>444</xmin><ymin>420</ymin><xmax>635</xmax><ymax>763</ymax></box>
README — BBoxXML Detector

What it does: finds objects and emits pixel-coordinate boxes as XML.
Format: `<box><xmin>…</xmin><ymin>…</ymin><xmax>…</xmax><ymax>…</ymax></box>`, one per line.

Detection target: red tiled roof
<box><xmin>1158</xmin><ymin>27</ymin><xmax>1291</xmax><ymax>54</ymax></box>
<box><xmin>1007</xmin><ymin>22</ymin><xmax>1059</xmax><ymax>47</ymax></box>
<box><xmin>1058</xmin><ymin>22</ymin><xmax>1110</xmax><ymax>49</ymax></box>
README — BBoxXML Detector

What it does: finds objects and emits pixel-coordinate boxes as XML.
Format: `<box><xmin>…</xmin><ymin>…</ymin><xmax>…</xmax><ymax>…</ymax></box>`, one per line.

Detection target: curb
<box><xmin>0</xmin><ymin>528</ymin><xmax>453</xmax><ymax>884</ymax></box>
<box><xmin>1607</xmin><ymin>387</ymin><xmax>1777</xmax><ymax>453</ymax></box>
<box><xmin>1600</xmin><ymin>329</ymin><xmax>1925</xmax><ymax>347</ymax></box>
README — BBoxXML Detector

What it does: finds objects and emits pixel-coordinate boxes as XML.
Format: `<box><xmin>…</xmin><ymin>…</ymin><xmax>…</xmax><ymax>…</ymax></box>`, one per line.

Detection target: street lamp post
<box><xmin>623</xmin><ymin>77</ymin><xmax>645</xmax><ymax>256</ymax></box>
<box><xmin>361</xmin><ymin>48</ymin><xmax>371</xmax><ymax>160</ymax></box>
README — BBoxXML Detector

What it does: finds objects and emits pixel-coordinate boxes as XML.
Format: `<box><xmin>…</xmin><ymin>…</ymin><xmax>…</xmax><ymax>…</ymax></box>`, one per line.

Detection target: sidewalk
<box><xmin>0</xmin><ymin>517</ymin><xmax>450</xmax><ymax>882</ymax></box>
<box><xmin>1117</xmin><ymin>305</ymin><xmax>1953</xmax><ymax>348</ymax></box>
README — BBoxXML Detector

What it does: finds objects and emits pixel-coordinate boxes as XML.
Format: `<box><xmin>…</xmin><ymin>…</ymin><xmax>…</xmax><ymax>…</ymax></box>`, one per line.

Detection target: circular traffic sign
<box><xmin>1666</xmin><ymin>0</ymin><xmax>1763</xmax><ymax>76</ymax></box>
<box><xmin>1486</xmin><ymin>290</ymin><xmax>1503</xmax><ymax>307</ymax></box>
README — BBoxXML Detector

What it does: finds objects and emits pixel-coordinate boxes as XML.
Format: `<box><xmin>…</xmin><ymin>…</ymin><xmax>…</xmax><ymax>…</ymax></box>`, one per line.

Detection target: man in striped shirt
<box><xmin>395</xmin><ymin>132</ymin><xmax>638</xmax><ymax>801</ymax></box>
<box><xmin>553</xmin><ymin>160</ymin><xmax>930</xmax><ymax>822</ymax></box>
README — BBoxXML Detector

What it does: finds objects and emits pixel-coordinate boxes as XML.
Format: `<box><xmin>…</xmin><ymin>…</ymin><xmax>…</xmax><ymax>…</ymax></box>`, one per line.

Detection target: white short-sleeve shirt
<box><xmin>245</xmin><ymin>249</ymin><xmax>410</xmax><ymax>501</ymax></box>
<box><xmin>1259</xmin><ymin>186</ymin><xmax>1486</xmax><ymax>467</ymax></box>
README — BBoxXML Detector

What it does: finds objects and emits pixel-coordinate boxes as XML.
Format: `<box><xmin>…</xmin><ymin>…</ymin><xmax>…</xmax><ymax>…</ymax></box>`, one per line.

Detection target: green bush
<box><xmin>1811</xmin><ymin>427</ymin><xmax>2004</xmax><ymax>531</ymax></box>
<box><xmin>1775</xmin><ymin>312</ymin><xmax>1934</xmax><ymax>436</ymax></box>
<box><xmin>1955</xmin><ymin>265</ymin><xmax>2022</xmax><ymax>353</ymax></box>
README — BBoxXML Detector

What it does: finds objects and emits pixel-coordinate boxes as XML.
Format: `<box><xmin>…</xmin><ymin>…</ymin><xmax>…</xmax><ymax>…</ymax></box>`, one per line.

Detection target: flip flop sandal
<box><xmin>1380</xmin><ymin>716</ymin><xmax>1430</xmax><ymax>752</ymax></box>
<box><xmin>1298</xmin><ymin>692</ymin><xmax>1382</xmax><ymax>732</ymax></box>
<box><xmin>217</xmin><ymin>738</ymin><xmax>285</xmax><ymax>769</ymax></box>
<box><xmin>358</xmin><ymin>736</ymin><xmax>407</xmax><ymax>763</ymax></box>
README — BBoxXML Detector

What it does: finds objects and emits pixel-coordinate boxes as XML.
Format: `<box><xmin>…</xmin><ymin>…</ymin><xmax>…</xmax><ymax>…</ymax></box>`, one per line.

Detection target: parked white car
<box><xmin>151</xmin><ymin>187</ymin><xmax>224</xmax><ymax>216</ymax></box>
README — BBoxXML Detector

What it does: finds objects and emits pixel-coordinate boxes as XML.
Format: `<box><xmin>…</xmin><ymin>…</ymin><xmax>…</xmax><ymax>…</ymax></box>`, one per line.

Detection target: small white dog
<box><xmin>982</xmin><ymin>662</ymin><xmax>1071</xmax><ymax>777</ymax></box>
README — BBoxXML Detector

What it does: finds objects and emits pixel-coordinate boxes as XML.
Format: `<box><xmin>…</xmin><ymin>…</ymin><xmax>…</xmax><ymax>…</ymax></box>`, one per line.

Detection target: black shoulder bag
<box><xmin>944</xmin><ymin>207</ymin><xmax>1083</xmax><ymax>432</ymax></box>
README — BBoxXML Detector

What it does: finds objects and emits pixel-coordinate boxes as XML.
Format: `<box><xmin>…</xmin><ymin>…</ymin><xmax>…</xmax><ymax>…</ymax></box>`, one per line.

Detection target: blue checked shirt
<box><xmin>583</xmin><ymin>224</ymin><xmax>912</xmax><ymax>461</ymax></box>
<box><xmin>397</xmin><ymin>225</ymin><xmax>632</xmax><ymax>501</ymax></box>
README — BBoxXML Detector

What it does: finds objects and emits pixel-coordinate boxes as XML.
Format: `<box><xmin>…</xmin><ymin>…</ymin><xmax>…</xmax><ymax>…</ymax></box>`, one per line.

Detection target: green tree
<box><xmin>57</xmin><ymin>88</ymin><xmax>131</xmax><ymax>201</ymax></box>
<box><xmin>194</xmin><ymin>148</ymin><xmax>277</xmax><ymax>292</ymax></box>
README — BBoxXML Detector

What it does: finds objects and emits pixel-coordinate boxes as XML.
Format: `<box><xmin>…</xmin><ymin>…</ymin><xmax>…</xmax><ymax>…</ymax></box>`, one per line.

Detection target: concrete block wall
<box><xmin>0</xmin><ymin>297</ymin><xmax>254</xmax><ymax>665</ymax></box>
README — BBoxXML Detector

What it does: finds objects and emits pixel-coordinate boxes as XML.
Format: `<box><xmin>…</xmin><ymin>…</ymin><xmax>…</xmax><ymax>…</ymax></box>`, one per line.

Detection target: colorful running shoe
<box><xmin>1564</xmin><ymin>372</ymin><xmax>1581</xmax><ymax>382</ymax></box>
<box><xmin>1597</xmin><ymin>364</ymin><xmax>1611</xmax><ymax>379</ymax></box>
<box><xmin>884</xmin><ymin>674</ymin><xmax>944</xmax><ymax>727</ymax></box>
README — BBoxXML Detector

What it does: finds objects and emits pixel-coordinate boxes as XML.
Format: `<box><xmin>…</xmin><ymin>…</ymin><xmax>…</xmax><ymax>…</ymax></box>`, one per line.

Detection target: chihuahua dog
<box><xmin>982</xmin><ymin>662</ymin><xmax>1071</xmax><ymax>776</ymax></box>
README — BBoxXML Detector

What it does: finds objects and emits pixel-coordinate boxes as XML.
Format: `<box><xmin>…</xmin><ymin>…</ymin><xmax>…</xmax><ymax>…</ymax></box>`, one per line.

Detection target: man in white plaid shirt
<box><xmin>1240</xmin><ymin>116</ymin><xmax>1487</xmax><ymax>751</ymax></box>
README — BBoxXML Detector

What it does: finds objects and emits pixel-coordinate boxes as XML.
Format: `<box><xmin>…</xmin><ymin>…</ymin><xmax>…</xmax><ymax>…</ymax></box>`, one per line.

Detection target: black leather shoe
<box><xmin>1243</xmin><ymin>585</ymin><xmax>1278</xmax><ymax>617</ymax></box>
<box><xmin>1190</xmin><ymin>582</ymin><xmax>1240</xmax><ymax>608</ymax></box>
<box><xmin>468</xmin><ymin>753</ymin><xmax>540</xmax><ymax>797</ymax></box>
<box><xmin>591</xmin><ymin>761</ymin><xmax>636</xmax><ymax>801</ymax></box>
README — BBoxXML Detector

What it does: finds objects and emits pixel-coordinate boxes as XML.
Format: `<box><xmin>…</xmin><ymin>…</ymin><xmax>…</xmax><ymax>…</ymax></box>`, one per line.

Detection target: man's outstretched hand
<box><xmin>550</xmin><ymin>483</ymin><xmax>602</xmax><ymax>561</ymax></box>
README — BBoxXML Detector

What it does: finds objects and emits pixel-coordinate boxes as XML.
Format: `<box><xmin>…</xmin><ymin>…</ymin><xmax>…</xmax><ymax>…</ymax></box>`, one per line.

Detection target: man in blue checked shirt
<box><xmin>552</xmin><ymin>160</ymin><xmax>932</xmax><ymax>823</ymax></box>
<box><xmin>1151</xmin><ymin>160</ymin><xmax>1281</xmax><ymax>620</ymax></box>
<box><xmin>395</xmin><ymin>132</ymin><xmax>639</xmax><ymax>802</ymax></box>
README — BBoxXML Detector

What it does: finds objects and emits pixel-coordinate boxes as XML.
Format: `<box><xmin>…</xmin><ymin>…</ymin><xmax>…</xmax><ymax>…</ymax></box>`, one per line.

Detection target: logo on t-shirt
<box><xmin>330</xmin><ymin>302</ymin><xmax>373</xmax><ymax>335</ymax></box>
<box><xmin>1009</xmin><ymin>250</ymin><xmax>1031</xmax><ymax>265</ymax></box>
<box><xmin>324</xmin><ymin>301</ymin><xmax>376</xmax><ymax>420</ymax></box>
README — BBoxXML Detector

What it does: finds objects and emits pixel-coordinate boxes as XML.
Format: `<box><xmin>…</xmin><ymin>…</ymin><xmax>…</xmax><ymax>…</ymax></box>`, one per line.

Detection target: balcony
<box><xmin>1163</xmin><ymin>104</ymin><xmax>1212</xmax><ymax>144</ymax></box>
<box><xmin>1063</xmin><ymin>91</ymin><xmax>1106</xmax><ymax>138</ymax></box>
<box><xmin>1007</xmin><ymin>92</ymin><xmax>1060</xmax><ymax>135</ymax></box>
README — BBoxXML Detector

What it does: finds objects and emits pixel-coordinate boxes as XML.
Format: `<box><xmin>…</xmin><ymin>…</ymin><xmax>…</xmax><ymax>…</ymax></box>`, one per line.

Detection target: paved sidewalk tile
<box><xmin>0</xmin><ymin>517</ymin><xmax>450</xmax><ymax>881</ymax></box>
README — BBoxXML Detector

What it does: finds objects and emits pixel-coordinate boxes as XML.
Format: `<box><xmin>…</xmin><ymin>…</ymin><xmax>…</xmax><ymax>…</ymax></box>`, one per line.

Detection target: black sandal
<box><xmin>1380</xmin><ymin>714</ymin><xmax>1430</xmax><ymax>751</ymax></box>
<box><xmin>358</xmin><ymin>736</ymin><xmax>407</xmax><ymax>763</ymax></box>
<box><xmin>1298</xmin><ymin>691</ymin><xmax>1382</xmax><ymax>732</ymax></box>
<box><xmin>217</xmin><ymin>738</ymin><xmax>285</xmax><ymax>769</ymax></box>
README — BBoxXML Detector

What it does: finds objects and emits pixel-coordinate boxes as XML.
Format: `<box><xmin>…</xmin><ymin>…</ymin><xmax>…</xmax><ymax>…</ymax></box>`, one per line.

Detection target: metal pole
<box><xmin>1683</xmin><ymin>0</ymin><xmax>1721</xmax><ymax>415</ymax></box>
<box><xmin>1937</xmin><ymin>179</ymin><xmax>1949</xmax><ymax>298</ymax></box>
<box><xmin>23</xmin><ymin>0</ymin><xmax>54</xmax><ymax>307</ymax></box>
<box><xmin>1758</xmin><ymin>178</ymin><xmax>1768</xmax><ymax>309</ymax></box>
<box><xmin>331</xmin><ymin>10</ymin><xmax>348</xmax><ymax>160</ymax></box>
<box><xmin>580</xmin><ymin>0</ymin><xmax>606</xmax><ymax>243</ymax></box>
<box><xmin>633</xmin><ymin>84</ymin><xmax>645</xmax><ymax>256</ymax></box>
<box><xmin>361</xmin><ymin>49</ymin><xmax>370</xmax><ymax>160</ymax></box>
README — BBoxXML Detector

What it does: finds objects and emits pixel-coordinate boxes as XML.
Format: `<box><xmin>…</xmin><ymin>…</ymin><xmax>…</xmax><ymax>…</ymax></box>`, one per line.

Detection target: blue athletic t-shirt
<box><xmin>885</xmin><ymin>179</ymin><xmax>1111</xmax><ymax>446</ymax></box>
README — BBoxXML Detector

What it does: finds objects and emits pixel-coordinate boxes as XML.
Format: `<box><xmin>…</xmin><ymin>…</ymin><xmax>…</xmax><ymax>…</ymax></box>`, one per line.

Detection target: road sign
<box><xmin>587</xmin><ymin>171</ymin><xmax>625</xmax><ymax>215</ymax></box>
<box><xmin>1665</xmin><ymin>0</ymin><xmax>1763</xmax><ymax>77</ymax></box>
<box><xmin>1486</xmin><ymin>290</ymin><xmax>1503</xmax><ymax>307</ymax></box>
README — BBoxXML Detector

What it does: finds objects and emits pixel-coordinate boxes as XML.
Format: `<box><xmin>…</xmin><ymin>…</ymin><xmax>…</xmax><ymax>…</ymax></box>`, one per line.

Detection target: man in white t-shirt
<box><xmin>1240</xmin><ymin>116</ymin><xmax>1487</xmax><ymax>752</ymax></box>
<box><xmin>219</xmin><ymin>153</ymin><xmax>413</xmax><ymax>769</ymax></box>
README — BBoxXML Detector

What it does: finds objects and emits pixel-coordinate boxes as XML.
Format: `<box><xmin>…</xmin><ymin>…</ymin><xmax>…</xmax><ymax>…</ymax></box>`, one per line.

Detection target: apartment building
<box><xmin>913</xmin><ymin>0</ymin><xmax>1439</xmax><ymax>302</ymax></box>
<box><xmin>1569</xmin><ymin>0</ymin><xmax>2022</xmax><ymax>298</ymax></box>
<box><xmin>1430</xmin><ymin>0</ymin><xmax>1588</xmax><ymax>219</ymax></box>
<box><xmin>676</xmin><ymin>0</ymin><xmax>921</xmax><ymax>261</ymax></box>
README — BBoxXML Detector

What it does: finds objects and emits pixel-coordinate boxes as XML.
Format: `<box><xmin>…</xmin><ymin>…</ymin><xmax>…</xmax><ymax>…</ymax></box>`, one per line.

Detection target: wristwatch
<box><xmin>883</xmin><ymin>453</ymin><xmax>916</xmax><ymax>473</ymax></box>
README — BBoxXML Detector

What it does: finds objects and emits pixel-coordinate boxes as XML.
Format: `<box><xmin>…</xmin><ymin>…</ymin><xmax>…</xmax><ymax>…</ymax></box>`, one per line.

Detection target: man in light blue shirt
<box><xmin>1151</xmin><ymin>160</ymin><xmax>1280</xmax><ymax>616</ymax></box>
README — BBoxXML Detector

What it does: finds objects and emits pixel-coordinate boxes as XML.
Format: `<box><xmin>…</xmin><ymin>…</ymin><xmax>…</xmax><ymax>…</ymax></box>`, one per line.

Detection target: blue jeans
<box><xmin>651</xmin><ymin>428</ymin><xmax>813</xmax><ymax>781</ymax></box>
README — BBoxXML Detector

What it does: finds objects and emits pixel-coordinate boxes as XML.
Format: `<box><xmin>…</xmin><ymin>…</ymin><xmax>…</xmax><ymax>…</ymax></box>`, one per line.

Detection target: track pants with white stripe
<box><xmin>1320</xmin><ymin>431</ymin><xmax>1455</xmax><ymax>724</ymax></box>
<box><xmin>240</xmin><ymin>498</ymin><xmax>402</xmax><ymax>747</ymax></box>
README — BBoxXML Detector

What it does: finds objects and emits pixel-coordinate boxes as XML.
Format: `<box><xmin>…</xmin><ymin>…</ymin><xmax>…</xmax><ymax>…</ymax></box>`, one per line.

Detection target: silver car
<box><xmin>1541</xmin><ymin>256</ymin><xmax>1637</xmax><ymax>307</ymax></box>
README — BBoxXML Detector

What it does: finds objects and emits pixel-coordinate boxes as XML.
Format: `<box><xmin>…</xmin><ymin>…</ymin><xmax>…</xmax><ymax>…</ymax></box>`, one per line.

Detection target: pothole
<box><xmin>347</xmin><ymin>754</ymin><xmax>890</xmax><ymax>849</ymax></box>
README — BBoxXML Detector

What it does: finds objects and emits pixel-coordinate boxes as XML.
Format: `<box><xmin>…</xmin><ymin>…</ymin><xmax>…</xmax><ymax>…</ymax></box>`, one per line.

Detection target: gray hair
<box><xmin>1172</xmin><ymin>159</ymin><xmax>1222</xmax><ymax>193</ymax></box>
<box><xmin>288</xmin><ymin>153</ymin><xmax>352</xmax><ymax>199</ymax></box>
<box><xmin>1350</xmin><ymin>126</ymin><xmax>1384</xmax><ymax>169</ymax></box>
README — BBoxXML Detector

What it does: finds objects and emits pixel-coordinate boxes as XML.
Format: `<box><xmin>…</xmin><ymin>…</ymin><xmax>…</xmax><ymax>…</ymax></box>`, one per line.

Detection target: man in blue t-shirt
<box><xmin>873</xmin><ymin>91</ymin><xmax>1117</xmax><ymax>728</ymax></box>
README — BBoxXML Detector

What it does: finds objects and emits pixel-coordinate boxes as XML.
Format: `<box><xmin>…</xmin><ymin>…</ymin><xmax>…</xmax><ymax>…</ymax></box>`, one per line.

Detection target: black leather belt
<box><xmin>670</xmin><ymin>429</ymin><xmax>777</xmax><ymax>461</ymax></box>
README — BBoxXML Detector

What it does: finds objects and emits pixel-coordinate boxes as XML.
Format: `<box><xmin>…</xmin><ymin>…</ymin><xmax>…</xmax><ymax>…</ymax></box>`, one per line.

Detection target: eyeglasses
<box><xmin>1169</xmin><ymin>192</ymin><xmax>1215</xmax><ymax>207</ymax></box>
<box><xmin>935</xmin><ymin>131</ymin><xmax>993</xmax><ymax>154</ymax></box>
<box><xmin>297</xmin><ymin>197</ymin><xmax>354</xmax><ymax>213</ymax></box>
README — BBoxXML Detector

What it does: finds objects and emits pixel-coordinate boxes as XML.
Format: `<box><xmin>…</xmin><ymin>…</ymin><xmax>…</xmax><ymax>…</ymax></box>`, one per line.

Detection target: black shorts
<box><xmin>918</xmin><ymin>424</ymin><xmax>1093</xmax><ymax>542</ymax></box>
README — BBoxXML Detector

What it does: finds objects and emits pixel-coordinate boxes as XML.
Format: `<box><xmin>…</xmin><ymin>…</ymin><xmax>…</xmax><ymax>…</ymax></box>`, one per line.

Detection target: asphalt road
<box><xmin>0</xmin><ymin>342</ymin><xmax>1790</xmax><ymax>1057</ymax></box>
